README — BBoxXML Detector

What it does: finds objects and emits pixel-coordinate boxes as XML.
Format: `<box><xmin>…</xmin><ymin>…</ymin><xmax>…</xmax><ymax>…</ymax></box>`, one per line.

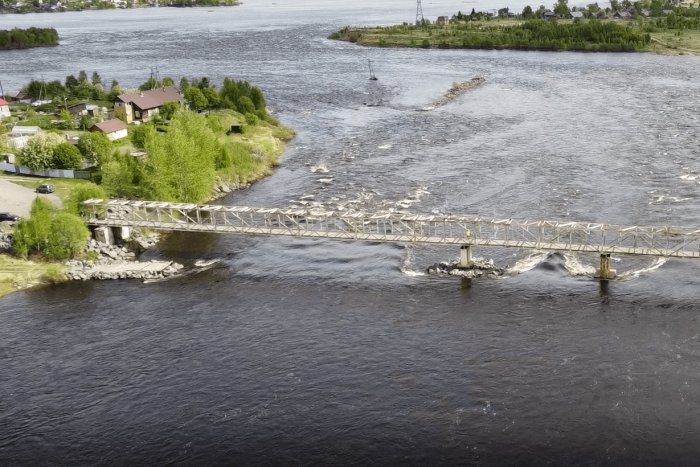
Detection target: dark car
<box><xmin>36</xmin><ymin>184</ymin><xmax>55</xmax><ymax>194</ymax></box>
<box><xmin>0</xmin><ymin>213</ymin><xmax>20</xmax><ymax>222</ymax></box>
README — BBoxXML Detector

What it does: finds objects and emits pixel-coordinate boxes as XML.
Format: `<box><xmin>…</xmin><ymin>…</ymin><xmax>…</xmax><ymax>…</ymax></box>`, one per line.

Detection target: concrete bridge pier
<box><xmin>459</xmin><ymin>244</ymin><xmax>474</xmax><ymax>268</ymax></box>
<box><xmin>596</xmin><ymin>253</ymin><xmax>616</xmax><ymax>280</ymax></box>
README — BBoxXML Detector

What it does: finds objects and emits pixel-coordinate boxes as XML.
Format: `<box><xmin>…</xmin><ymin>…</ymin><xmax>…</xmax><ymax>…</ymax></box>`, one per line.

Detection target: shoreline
<box><xmin>330</xmin><ymin>22</ymin><xmax>700</xmax><ymax>56</ymax></box>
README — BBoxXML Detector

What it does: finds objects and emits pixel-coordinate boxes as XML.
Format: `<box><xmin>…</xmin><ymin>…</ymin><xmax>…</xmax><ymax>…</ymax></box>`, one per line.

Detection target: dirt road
<box><xmin>0</xmin><ymin>179</ymin><xmax>62</xmax><ymax>218</ymax></box>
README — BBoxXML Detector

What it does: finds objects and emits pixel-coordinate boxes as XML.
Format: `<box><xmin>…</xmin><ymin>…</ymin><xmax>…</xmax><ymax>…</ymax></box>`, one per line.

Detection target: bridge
<box><xmin>81</xmin><ymin>198</ymin><xmax>700</xmax><ymax>279</ymax></box>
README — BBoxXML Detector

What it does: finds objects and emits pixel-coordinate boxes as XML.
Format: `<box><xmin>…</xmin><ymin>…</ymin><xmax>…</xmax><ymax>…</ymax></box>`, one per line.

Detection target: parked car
<box><xmin>36</xmin><ymin>184</ymin><xmax>55</xmax><ymax>194</ymax></box>
<box><xmin>0</xmin><ymin>212</ymin><xmax>20</xmax><ymax>222</ymax></box>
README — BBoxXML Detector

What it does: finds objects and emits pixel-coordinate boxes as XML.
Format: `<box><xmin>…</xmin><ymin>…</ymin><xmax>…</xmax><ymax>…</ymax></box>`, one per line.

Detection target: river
<box><xmin>2</xmin><ymin>1</ymin><xmax>700</xmax><ymax>465</ymax></box>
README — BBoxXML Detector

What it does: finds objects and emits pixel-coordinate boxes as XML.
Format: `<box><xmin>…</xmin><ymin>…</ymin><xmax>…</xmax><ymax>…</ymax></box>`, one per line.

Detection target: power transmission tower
<box><xmin>416</xmin><ymin>0</ymin><xmax>424</xmax><ymax>24</ymax></box>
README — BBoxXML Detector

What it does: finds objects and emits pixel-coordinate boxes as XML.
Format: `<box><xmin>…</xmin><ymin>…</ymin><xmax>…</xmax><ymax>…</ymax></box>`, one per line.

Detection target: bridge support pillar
<box><xmin>93</xmin><ymin>226</ymin><xmax>114</xmax><ymax>246</ymax></box>
<box><xmin>596</xmin><ymin>253</ymin><xmax>616</xmax><ymax>280</ymax></box>
<box><xmin>459</xmin><ymin>244</ymin><xmax>474</xmax><ymax>268</ymax></box>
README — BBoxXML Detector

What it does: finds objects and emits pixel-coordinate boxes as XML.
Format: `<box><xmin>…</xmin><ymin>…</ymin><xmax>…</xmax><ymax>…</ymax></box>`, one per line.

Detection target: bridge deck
<box><xmin>81</xmin><ymin>199</ymin><xmax>700</xmax><ymax>259</ymax></box>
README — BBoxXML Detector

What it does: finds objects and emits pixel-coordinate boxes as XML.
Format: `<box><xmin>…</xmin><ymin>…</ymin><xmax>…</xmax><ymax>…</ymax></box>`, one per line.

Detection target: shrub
<box><xmin>42</xmin><ymin>264</ymin><xmax>66</xmax><ymax>284</ymax></box>
<box><xmin>52</xmin><ymin>143</ymin><xmax>83</xmax><ymax>169</ymax></box>
<box><xmin>65</xmin><ymin>183</ymin><xmax>107</xmax><ymax>216</ymax></box>
<box><xmin>13</xmin><ymin>198</ymin><xmax>88</xmax><ymax>260</ymax></box>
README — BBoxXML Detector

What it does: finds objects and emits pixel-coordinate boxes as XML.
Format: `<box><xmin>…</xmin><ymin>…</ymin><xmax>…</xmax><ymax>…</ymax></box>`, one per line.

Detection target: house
<box><xmin>436</xmin><ymin>16</ymin><xmax>449</xmax><ymax>26</ymax></box>
<box><xmin>613</xmin><ymin>11</ymin><xmax>633</xmax><ymax>19</ymax></box>
<box><xmin>67</xmin><ymin>102</ymin><xmax>102</xmax><ymax>118</ymax></box>
<box><xmin>570</xmin><ymin>11</ymin><xmax>584</xmax><ymax>19</ymax></box>
<box><xmin>0</xmin><ymin>98</ymin><xmax>10</xmax><ymax>118</ymax></box>
<box><xmin>114</xmin><ymin>86</ymin><xmax>183</xmax><ymax>123</ymax></box>
<box><xmin>90</xmin><ymin>118</ymin><xmax>128</xmax><ymax>141</ymax></box>
<box><xmin>9</xmin><ymin>89</ymin><xmax>31</xmax><ymax>104</ymax></box>
<box><xmin>543</xmin><ymin>10</ymin><xmax>557</xmax><ymax>19</ymax></box>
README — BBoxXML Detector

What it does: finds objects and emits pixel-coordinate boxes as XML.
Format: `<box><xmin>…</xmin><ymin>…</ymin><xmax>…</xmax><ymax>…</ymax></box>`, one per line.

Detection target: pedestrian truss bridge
<box><xmin>82</xmin><ymin>199</ymin><xmax>700</xmax><ymax>261</ymax></box>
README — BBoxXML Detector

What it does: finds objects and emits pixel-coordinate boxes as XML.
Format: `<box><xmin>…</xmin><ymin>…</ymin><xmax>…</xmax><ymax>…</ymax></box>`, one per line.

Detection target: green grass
<box><xmin>0</xmin><ymin>254</ymin><xmax>65</xmax><ymax>298</ymax></box>
<box><xmin>209</xmin><ymin>109</ymin><xmax>295</xmax><ymax>185</ymax></box>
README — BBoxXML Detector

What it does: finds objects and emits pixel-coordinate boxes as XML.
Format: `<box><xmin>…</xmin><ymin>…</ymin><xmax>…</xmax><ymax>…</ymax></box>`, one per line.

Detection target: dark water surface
<box><xmin>2</xmin><ymin>1</ymin><xmax>700</xmax><ymax>464</ymax></box>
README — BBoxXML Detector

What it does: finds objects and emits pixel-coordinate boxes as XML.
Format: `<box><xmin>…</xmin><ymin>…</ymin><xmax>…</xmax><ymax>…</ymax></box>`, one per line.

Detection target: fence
<box><xmin>0</xmin><ymin>162</ymin><xmax>91</xmax><ymax>180</ymax></box>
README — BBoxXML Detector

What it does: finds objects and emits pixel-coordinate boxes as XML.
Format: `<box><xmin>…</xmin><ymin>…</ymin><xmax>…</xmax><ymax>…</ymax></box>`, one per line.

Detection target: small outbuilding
<box><xmin>613</xmin><ymin>11</ymin><xmax>633</xmax><ymax>20</ymax></box>
<box><xmin>90</xmin><ymin>118</ymin><xmax>128</xmax><ymax>141</ymax></box>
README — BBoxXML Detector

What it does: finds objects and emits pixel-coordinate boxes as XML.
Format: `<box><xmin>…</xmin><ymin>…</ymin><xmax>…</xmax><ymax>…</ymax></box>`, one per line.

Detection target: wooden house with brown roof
<box><xmin>90</xmin><ymin>118</ymin><xmax>128</xmax><ymax>141</ymax></box>
<box><xmin>114</xmin><ymin>86</ymin><xmax>184</xmax><ymax>123</ymax></box>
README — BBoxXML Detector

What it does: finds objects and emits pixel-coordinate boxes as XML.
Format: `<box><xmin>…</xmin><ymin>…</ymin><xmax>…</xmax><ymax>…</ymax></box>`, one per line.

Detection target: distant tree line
<box><xmin>0</xmin><ymin>27</ymin><xmax>58</xmax><ymax>50</ymax></box>
<box><xmin>22</xmin><ymin>70</ymin><xmax>123</xmax><ymax>103</ymax></box>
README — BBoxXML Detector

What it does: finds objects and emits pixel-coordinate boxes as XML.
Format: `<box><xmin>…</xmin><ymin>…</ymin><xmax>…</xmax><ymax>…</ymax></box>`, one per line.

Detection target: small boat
<box><xmin>367</xmin><ymin>59</ymin><xmax>378</xmax><ymax>81</ymax></box>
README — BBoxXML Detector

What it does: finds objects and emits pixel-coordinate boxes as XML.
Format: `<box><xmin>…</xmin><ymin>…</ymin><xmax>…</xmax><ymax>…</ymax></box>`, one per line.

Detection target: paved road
<box><xmin>0</xmin><ymin>179</ymin><xmax>61</xmax><ymax>218</ymax></box>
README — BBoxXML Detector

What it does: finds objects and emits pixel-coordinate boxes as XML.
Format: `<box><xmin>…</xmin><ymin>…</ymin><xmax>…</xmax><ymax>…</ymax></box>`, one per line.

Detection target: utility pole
<box><xmin>416</xmin><ymin>0</ymin><xmax>424</xmax><ymax>25</ymax></box>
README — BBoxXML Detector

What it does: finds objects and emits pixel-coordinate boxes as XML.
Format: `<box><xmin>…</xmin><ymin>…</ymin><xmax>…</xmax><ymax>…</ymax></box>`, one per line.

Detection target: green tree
<box><xmin>52</xmin><ymin>143</ymin><xmax>83</xmax><ymax>169</ymax></box>
<box><xmin>77</xmin><ymin>132</ymin><xmax>112</xmax><ymax>166</ymax></box>
<box><xmin>19</xmin><ymin>132</ymin><xmax>64</xmax><ymax>170</ymax></box>
<box><xmin>237</xmin><ymin>95</ymin><xmax>255</xmax><ymax>114</ymax></box>
<box><xmin>184</xmin><ymin>86</ymin><xmax>208</xmax><ymax>112</ymax></box>
<box><xmin>160</xmin><ymin>101</ymin><xmax>180</xmax><ymax>120</ymax></box>
<box><xmin>554</xmin><ymin>0</ymin><xmax>571</xmax><ymax>17</ymax></box>
<box><xmin>59</xmin><ymin>109</ymin><xmax>75</xmax><ymax>130</ymax></box>
<box><xmin>129</xmin><ymin>123</ymin><xmax>156</xmax><ymax>150</ymax></box>
<box><xmin>202</xmin><ymin>87</ymin><xmax>221</xmax><ymax>109</ymax></box>
<box><xmin>523</xmin><ymin>5</ymin><xmax>535</xmax><ymax>18</ymax></box>
<box><xmin>145</xmin><ymin>110</ymin><xmax>218</xmax><ymax>202</ymax></box>
<box><xmin>65</xmin><ymin>74</ymin><xmax>79</xmax><ymax>91</ymax></box>
<box><xmin>91</xmin><ymin>71</ymin><xmax>102</xmax><ymax>86</ymax></box>
<box><xmin>101</xmin><ymin>153</ymin><xmax>147</xmax><ymax>198</ymax></box>
<box><xmin>79</xmin><ymin>114</ymin><xmax>93</xmax><ymax>131</ymax></box>
<box><xmin>179</xmin><ymin>77</ymin><xmax>190</xmax><ymax>92</ymax></box>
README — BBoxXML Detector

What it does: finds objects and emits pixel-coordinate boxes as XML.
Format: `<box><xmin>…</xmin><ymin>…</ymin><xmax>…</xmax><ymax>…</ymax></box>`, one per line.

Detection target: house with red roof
<box><xmin>0</xmin><ymin>98</ymin><xmax>10</xmax><ymax>119</ymax></box>
<box><xmin>90</xmin><ymin>118</ymin><xmax>128</xmax><ymax>141</ymax></box>
<box><xmin>114</xmin><ymin>86</ymin><xmax>184</xmax><ymax>123</ymax></box>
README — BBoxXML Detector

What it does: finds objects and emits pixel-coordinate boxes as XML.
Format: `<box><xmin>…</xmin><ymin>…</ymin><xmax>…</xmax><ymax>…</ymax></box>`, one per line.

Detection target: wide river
<box><xmin>2</xmin><ymin>1</ymin><xmax>700</xmax><ymax>464</ymax></box>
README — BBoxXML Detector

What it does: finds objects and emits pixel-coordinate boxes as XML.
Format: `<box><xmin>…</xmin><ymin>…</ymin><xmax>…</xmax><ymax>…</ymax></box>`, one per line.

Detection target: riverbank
<box><xmin>330</xmin><ymin>19</ymin><xmax>700</xmax><ymax>55</ymax></box>
<box><xmin>0</xmin><ymin>1</ymin><xmax>239</xmax><ymax>15</ymax></box>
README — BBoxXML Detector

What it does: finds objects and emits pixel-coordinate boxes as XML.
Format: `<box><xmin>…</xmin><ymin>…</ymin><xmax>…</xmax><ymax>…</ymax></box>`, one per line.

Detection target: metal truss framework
<box><xmin>82</xmin><ymin>199</ymin><xmax>700</xmax><ymax>259</ymax></box>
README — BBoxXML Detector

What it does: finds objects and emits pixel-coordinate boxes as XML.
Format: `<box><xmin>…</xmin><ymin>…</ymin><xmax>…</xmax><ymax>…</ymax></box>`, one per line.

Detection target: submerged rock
<box><xmin>427</xmin><ymin>258</ymin><xmax>505</xmax><ymax>279</ymax></box>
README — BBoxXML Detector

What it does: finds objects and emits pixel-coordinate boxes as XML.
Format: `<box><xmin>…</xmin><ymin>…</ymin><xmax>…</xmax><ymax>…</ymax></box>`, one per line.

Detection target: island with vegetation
<box><xmin>0</xmin><ymin>28</ymin><xmax>59</xmax><ymax>50</ymax></box>
<box><xmin>0</xmin><ymin>71</ymin><xmax>293</xmax><ymax>296</ymax></box>
<box><xmin>0</xmin><ymin>0</ymin><xmax>239</xmax><ymax>14</ymax></box>
<box><xmin>330</xmin><ymin>0</ymin><xmax>700</xmax><ymax>55</ymax></box>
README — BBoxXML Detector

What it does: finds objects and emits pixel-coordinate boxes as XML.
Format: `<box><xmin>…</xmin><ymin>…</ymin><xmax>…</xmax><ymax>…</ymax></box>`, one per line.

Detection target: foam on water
<box><xmin>563</xmin><ymin>253</ymin><xmax>597</xmax><ymax>276</ymax></box>
<box><xmin>616</xmin><ymin>257</ymin><xmax>668</xmax><ymax>281</ymax></box>
<box><xmin>505</xmin><ymin>251</ymin><xmax>551</xmax><ymax>275</ymax></box>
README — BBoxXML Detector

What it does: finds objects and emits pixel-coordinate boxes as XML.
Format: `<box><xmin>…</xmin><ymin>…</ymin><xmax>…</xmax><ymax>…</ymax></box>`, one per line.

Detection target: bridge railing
<box><xmin>81</xmin><ymin>199</ymin><xmax>700</xmax><ymax>258</ymax></box>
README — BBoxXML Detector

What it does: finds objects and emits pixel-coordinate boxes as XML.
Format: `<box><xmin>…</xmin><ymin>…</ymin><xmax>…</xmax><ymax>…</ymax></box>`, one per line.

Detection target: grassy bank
<box><xmin>330</xmin><ymin>19</ymin><xmax>700</xmax><ymax>55</ymax></box>
<box><xmin>0</xmin><ymin>254</ymin><xmax>64</xmax><ymax>298</ymax></box>
<box><xmin>211</xmin><ymin>110</ymin><xmax>295</xmax><ymax>185</ymax></box>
